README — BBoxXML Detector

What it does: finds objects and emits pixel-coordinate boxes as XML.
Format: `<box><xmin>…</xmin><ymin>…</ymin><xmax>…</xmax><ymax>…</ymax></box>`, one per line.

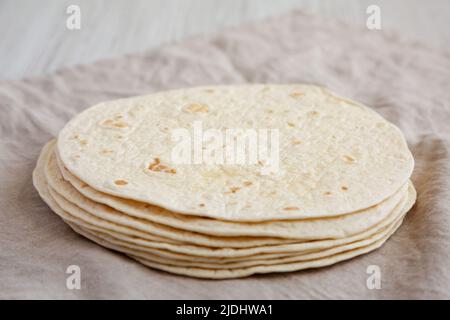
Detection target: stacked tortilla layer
<box><xmin>33</xmin><ymin>84</ymin><xmax>416</xmax><ymax>279</ymax></box>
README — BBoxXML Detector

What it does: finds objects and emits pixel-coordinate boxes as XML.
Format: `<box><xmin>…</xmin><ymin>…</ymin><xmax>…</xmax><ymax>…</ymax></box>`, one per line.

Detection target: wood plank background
<box><xmin>1</xmin><ymin>0</ymin><xmax>449</xmax><ymax>80</ymax></box>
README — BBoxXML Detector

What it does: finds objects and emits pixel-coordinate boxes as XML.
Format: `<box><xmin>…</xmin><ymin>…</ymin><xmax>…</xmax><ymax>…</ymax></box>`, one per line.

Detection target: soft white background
<box><xmin>1</xmin><ymin>0</ymin><xmax>450</xmax><ymax>80</ymax></box>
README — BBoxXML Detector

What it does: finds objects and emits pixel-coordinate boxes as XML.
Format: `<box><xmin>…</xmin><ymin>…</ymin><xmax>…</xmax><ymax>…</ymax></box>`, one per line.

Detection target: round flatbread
<box><xmin>34</xmin><ymin>141</ymin><xmax>415</xmax><ymax>259</ymax></box>
<box><xmin>57</xmin><ymin>84</ymin><xmax>414</xmax><ymax>221</ymax></box>
<box><xmin>51</xmin><ymin>144</ymin><xmax>408</xmax><ymax>240</ymax></box>
<box><xmin>67</xmin><ymin>216</ymin><xmax>403</xmax><ymax>270</ymax></box>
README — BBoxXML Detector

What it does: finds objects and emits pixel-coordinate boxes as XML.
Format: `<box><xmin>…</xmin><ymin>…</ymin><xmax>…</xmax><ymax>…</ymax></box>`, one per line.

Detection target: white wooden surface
<box><xmin>1</xmin><ymin>0</ymin><xmax>449</xmax><ymax>80</ymax></box>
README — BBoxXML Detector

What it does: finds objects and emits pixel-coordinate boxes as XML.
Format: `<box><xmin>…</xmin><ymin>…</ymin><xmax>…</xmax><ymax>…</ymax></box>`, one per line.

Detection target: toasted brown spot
<box><xmin>324</xmin><ymin>191</ymin><xmax>332</xmax><ymax>196</ymax></box>
<box><xmin>287</xmin><ymin>122</ymin><xmax>295</xmax><ymax>127</ymax></box>
<box><xmin>79</xmin><ymin>139</ymin><xmax>88</xmax><ymax>145</ymax></box>
<box><xmin>81</xmin><ymin>183</ymin><xmax>89</xmax><ymax>188</ymax></box>
<box><xmin>283</xmin><ymin>207</ymin><xmax>300</xmax><ymax>211</ymax></box>
<box><xmin>113</xmin><ymin>121</ymin><xmax>128</xmax><ymax>128</ymax></box>
<box><xmin>292</xmin><ymin>139</ymin><xmax>301</xmax><ymax>145</ymax></box>
<box><xmin>265</xmin><ymin>109</ymin><xmax>274</xmax><ymax>114</ymax></box>
<box><xmin>204</xmin><ymin>89</ymin><xmax>215</xmax><ymax>93</ymax></box>
<box><xmin>230</xmin><ymin>187</ymin><xmax>241</xmax><ymax>193</ymax></box>
<box><xmin>308</xmin><ymin>111</ymin><xmax>319</xmax><ymax>117</ymax></box>
<box><xmin>101</xmin><ymin>149</ymin><xmax>114</xmax><ymax>155</ymax></box>
<box><xmin>199</xmin><ymin>203</ymin><xmax>205</xmax><ymax>207</ymax></box>
<box><xmin>243</xmin><ymin>181</ymin><xmax>252</xmax><ymax>186</ymax></box>
<box><xmin>343</xmin><ymin>155</ymin><xmax>356</xmax><ymax>163</ymax></box>
<box><xmin>101</xmin><ymin>119</ymin><xmax>129</xmax><ymax>128</ymax></box>
<box><xmin>183</xmin><ymin>103</ymin><xmax>209</xmax><ymax>114</ymax></box>
<box><xmin>148</xmin><ymin>158</ymin><xmax>177</xmax><ymax>174</ymax></box>
<box><xmin>290</xmin><ymin>91</ymin><xmax>304</xmax><ymax>98</ymax></box>
<box><xmin>114</xmin><ymin>180</ymin><xmax>128</xmax><ymax>186</ymax></box>
<box><xmin>70</xmin><ymin>134</ymin><xmax>79</xmax><ymax>140</ymax></box>
<box><xmin>341</xmin><ymin>186</ymin><xmax>348</xmax><ymax>191</ymax></box>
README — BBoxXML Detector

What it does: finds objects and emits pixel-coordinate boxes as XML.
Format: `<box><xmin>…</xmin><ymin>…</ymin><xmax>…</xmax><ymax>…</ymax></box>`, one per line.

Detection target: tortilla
<box><xmin>57</xmin><ymin>84</ymin><xmax>414</xmax><ymax>221</ymax></box>
<box><xmin>67</xmin><ymin>215</ymin><xmax>404</xmax><ymax>270</ymax></box>
<box><xmin>50</xmin><ymin>145</ymin><xmax>408</xmax><ymax>240</ymax></box>
<box><xmin>34</xmin><ymin>140</ymin><xmax>415</xmax><ymax>259</ymax></box>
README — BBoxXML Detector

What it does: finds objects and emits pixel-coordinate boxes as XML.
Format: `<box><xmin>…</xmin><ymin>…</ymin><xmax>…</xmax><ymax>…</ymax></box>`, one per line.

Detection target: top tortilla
<box><xmin>57</xmin><ymin>84</ymin><xmax>414</xmax><ymax>221</ymax></box>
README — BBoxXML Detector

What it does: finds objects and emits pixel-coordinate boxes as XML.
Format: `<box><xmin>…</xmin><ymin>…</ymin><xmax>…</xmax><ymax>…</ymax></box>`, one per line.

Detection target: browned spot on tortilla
<box><xmin>343</xmin><ymin>155</ymin><xmax>356</xmax><ymax>163</ymax></box>
<box><xmin>324</xmin><ymin>191</ymin><xmax>332</xmax><ymax>196</ymax></box>
<box><xmin>243</xmin><ymin>181</ymin><xmax>252</xmax><ymax>186</ymax></box>
<box><xmin>308</xmin><ymin>111</ymin><xmax>319</xmax><ymax>117</ymax></box>
<box><xmin>113</xmin><ymin>121</ymin><xmax>128</xmax><ymax>128</ymax></box>
<box><xmin>79</xmin><ymin>139</ymin><xmax>88</xmax><ymax>145</ymax></box>
<box><xmin>114</xmin><ymin>180</ymin><xmax>128</xmax><ymax>186</ymax></box>
<box><xmin>101</xmin><ymin>149</ymin><xmax>114</xmax><ymax>155</ymax></box>
<box><xmin>148</xmin><ymin>158</ymin><xmax>177</xmax><ymax>174</ymax></box>
<box><xmin>292</xmin><ymin>139</ymin><xmax>301</xmax><ymax>145</ymax></box>
<box><xmin>287</xmin><ymin>122</ymin><xmax>295</xmax><ymax>127</ymax></box>
<box><xmin>290</xmin><ymin>91</ymin><xmax>304</xmax><ymax>98</ymax></box>
<box><xmin>183</xmin><ymin>103</ymin><xmax>209</xmax><ymax>114</ymax></box>
<box><xmin>230</xmin><ymin>187</ymin><xmax>241</xmax><ymax>193</ymax></box>
<box><xmin>199</xmin><ymin>203</ymin><xmax>205</xmax><ymax>207</ymax></box>
<box><xmin>341</xmin><ymin>186</ymin><xmax>348</xmax><ymax>191</ymax></box>
<box><xmin>283</xmin><ymin>207</ymin><xmax>300</xmax><ymax>211</ymax></box>
<box><xmin>100</xmin><ymin>119</ymin><xmax>129</xmax><ymax>128</ymax></box>
<box><xmin>81</xmin><ymin>183</ymin><xmax>89</xmax><ymax>188</ymax></box>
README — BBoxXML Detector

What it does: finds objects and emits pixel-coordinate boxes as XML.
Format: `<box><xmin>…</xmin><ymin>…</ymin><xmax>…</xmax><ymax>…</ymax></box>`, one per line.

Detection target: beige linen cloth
<box><xmin>1</xmin><ymin>11</ymin><xmax>449</xmax><ymax>299</ymax></box>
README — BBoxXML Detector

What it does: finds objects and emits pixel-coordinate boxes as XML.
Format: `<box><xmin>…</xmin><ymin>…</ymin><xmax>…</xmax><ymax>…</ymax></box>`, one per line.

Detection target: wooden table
<box><xmin>1</xmin><ymin>0</ymin><xmax>449</xmax><ymax>80</ymax></box>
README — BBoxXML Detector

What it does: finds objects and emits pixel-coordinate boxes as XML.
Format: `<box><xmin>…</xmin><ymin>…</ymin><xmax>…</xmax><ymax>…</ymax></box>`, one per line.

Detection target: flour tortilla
<box><xmin>33</xmin><ymin>141</ymin><xmax>416</xmax><ymax>270</ymax></box>
<box><xmin>45</xmin><ymin>145</ymin><xmax>298</xmax><ymax>248</ymax></box>
<box><xmin>40</xmin><ymin>172</ymin><xmax>414</xmax><ymax>265</ymax></box>
<box><xmin>53</xmin><ymin>185</ymin><xmax>413</xmax><ymax>261</ymax></box>
<box><xmin>48</xmin><ymin>184</ymin><xmax>409</xmax><ymax>258</ymax></box>
<box><xmin>33</xmin><ymin>140</ymin><xmax>415</xmax><ymax>258</ymax></box>
<box><xmin>57</xmin><ymin>84</ymin><xmax>414</xmax><ymax>221</ymax></box>
<box><xmin>52</xmin><ymin>146</ymin><xmax>408</xmax><ymax>240</ymax></box>
<box><xmin>130</xmin><ymin>219</ymin><xmax>403</xmax><ymax>279</ymax></box>
<box><xmin>67</xmin><ymin>215</ymin><xmax>403</xmax><ymax>270</ymax></box>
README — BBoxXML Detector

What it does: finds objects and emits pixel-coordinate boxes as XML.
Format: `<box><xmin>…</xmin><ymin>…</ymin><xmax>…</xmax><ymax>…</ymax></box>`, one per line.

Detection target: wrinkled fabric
<box><xmin>1</xmin><ymin>11</ymin><xmax>449</xmax><ymax>299</ymax></box>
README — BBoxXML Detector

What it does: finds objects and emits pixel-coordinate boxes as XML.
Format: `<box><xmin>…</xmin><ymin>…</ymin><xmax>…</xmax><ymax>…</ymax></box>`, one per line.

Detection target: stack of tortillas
<box><xmin>33</xmin><ymin>84</ymin><xmax>416</xmax><ymax>279</ymax></box>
